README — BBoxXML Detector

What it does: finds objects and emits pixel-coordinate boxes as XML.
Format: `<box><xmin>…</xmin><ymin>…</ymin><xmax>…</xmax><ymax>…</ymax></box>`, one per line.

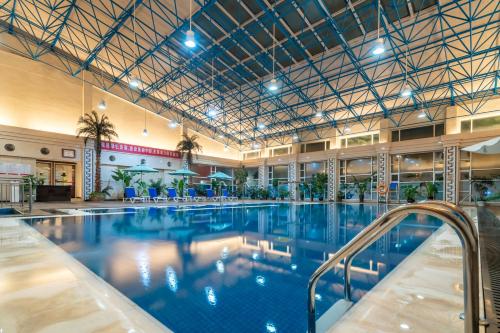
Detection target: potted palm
<box><xmin>403</xmin><ymin>185</ymin><xmax>419</xmax><ymax>203</ymax></box>
<box><xmin>234</xmin><ymin>167</ymin><xmax>248</xmax><ymax>199</ymax></box>
<box><xmin>111</xmin><ymin>169</ymin><xmax>134</xmax><ymax>199</ymax></box>
<box><xmin>176</xmin><ymin>133</ymin><xmax>202</xmax><ymax>170</ymax></box>
<box><xmin>76</xmin><ymin>110</ymin><xmax>118</xmax><ymax>200</ymax></box>
<box><xmin>279</xmin><ymin>188</ymin><xmax>289</xmax><ymax>200</ymax></box>
<box><xmin>352</xmin><ymin>176</ymin><xmax>369</xmax><ymax>203</ymax></box>
<box><xmin>424</xmin><ymin>182</ymin><xmax>438</xmax><ymax>200</ymax></box>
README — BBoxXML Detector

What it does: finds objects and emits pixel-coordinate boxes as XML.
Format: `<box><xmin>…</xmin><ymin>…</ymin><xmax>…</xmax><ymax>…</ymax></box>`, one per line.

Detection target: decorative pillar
<box><xmin>288</xmin><ymin>161</ymin><xmax>298</xmax><ymax>200</ymax></box>
<box><xmin>377</xmin><ymin>152</ymin><xmax>389</xmax><ymax>201</ymax></box>
<box><xmin>444</xmin><ymin>146</ymin><xmax>459</xmax><ymax>204</ymax></box>
<box><xmin>258</xmin><ymin>163</ymin><xmax>268</xmax><ymax>188</ymax></box>
<box><xmin>83</xmin><ymin>147</ymin><xmax>95</xmax><ymax>200</ymax></box>
<box><xmin>327</xmin><ymin>157</ymin><xmax>336</xmax><ymax>201</ymax></box>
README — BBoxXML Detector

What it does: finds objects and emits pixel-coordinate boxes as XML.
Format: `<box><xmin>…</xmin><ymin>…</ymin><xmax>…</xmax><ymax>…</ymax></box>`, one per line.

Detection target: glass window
<box><xmin>273</xmin><ymin>165</ymin><xmax>288</xmax><ymax>179</ymax></box>
<box><xmin>347</xmin><ymin>135</ymin><xmax>372</xmax><ymax>147</ymax></box>
<box><xmin>391</xmin><ymin>130</ymin><xmax>399</xmax><ymax>142</ymax></box>
<box><xmin>304</xmin><ymin>161</ymin><xmax>326</xmax><ymax>178</ymax></box>
<box><xmin>273</xmin><ymin>147</ymin><xmax>289</xmax><ymax>156</ymax></box>
<box><xmin>244</xmin><ymin>151</ymin><xmax>260</xmax><ymax>159</ymax></box>
<box><xmin>301</xmin><ymin>142</ymin><xmax>325</xmax><ymax>153</ymax></box>
<box><xmin>399</xmin><ymin>125</ymin><xmax>434</xmax><ymax>141</ymax></box>
<box><xmin>435</xmin><ymin>123</ymin><xmax>445</xmax><ymax>136</ymax></box>
<box><xmin>473</xmin><ymin>115</ymin><xmax>500</xmax><ymax>132</ymax></box>
<box><xmin>399</xmin><ymin>152</ymin><xmax>433</xmax><ymax>172</ymax></box>
<box><xmin>373</xmin><ymin>134</ymin><xmax>379</xmax><ymax>143</ymax></box>
<box><xmin>461</xmin><ymin>120</ymin><xmax>471</xmax><ymax>133</ymax></box>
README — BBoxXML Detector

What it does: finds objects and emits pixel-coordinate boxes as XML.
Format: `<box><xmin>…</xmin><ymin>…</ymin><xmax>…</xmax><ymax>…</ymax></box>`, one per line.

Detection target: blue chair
<box><xmin>167</xmin><ymin>188</ymin><xmax>186</xmax><ymax>202</ymax></box>
<box><xmin>123</xmin><ymin>187</ymin><xmax>147</xmax><ymax>203</ymax></box>
<box><xmin>187</xmin><ymin>188</ymin><xmax>203</xmax><ymax>201</ymax></box>
<box><xmin>148</xmin><ymin>188</ymin><xmax>168</xmax><ymax>203</ymax></box>
<box><xmin>221</xmin><ymin>188</ymin><xmax>237</xmax><ymax>201</ymax></box>
<box><xmin>206</xmin><ymin>189</ymin><xmax>218</xmax><ymax>201</ymax></box>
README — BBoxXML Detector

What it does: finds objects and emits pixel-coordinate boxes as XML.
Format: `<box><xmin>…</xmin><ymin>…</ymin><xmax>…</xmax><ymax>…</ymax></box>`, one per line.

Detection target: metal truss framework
<box><xmin>0</xmin><ymin>0</ymin><xmax>498</xmax><ymax>150</ymax></box>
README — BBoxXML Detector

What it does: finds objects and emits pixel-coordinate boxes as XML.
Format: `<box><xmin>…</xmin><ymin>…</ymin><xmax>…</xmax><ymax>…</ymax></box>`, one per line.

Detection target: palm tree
<box><xmin>176</xmin><ymin>133</ymin><xmax>202</xmax><ymax>169</ymax></box>
<box><xmin>76</xmin><ymin>110</ymin><xmax>118</xmax><ymax>192</ymax></box>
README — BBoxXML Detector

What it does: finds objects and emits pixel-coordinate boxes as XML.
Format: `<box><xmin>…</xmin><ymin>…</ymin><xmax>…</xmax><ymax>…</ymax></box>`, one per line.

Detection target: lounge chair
<box><xmin>124</xmin><ymin>187</ymin><xmax>148</xmax><ymax>203</ymax></box>
<box><xmin>167</xmin><ymin>188</ymin><xmax>187</xmax><ymax>202</ymax></box>
<box><xmin>148</xmin><ymin>188</ymin><xmax>169</xmax><ymax>203</ymax></box>
<box><xmin>206</xmin><ymin>189</ymin><xmax>219</xmax><ymax>201</ymax></box>
<box><xmin>221</xmin><ymin>189</ymin><xmax>237</xmax><ymax>201</ymax></box>
<box><xmin>187</xmin><ymin>188</ymin><xmax>203</xmax><ymax>201</ymax></box>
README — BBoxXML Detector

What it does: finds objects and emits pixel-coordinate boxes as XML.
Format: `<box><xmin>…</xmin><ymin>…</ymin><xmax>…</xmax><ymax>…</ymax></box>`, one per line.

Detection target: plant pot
<box><xmin>280</xmin><ymin>196</ymin><xmax>285</xmax><ymax>200</ymax></box>
<box><xmin>359</xmin><ymin>195</ymin><xmax>365</xmax><ymax>203</ymax></box>
<box><xmin>319</xmin><ymin>197</ymin><xmax>324</xmax><ymax>201</ymax></box>
<box><xmin>406</xmin><ymin>198</ymin><xmax>416</xmax><ymax>203</ymax></box>
<box><xmin>427</xmin><ymin>196</ymin><xmax>435</xmax><ymax>200</ymax></box>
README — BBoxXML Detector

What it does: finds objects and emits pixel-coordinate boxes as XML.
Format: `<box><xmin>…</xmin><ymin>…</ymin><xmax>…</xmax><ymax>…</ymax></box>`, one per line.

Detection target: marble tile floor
<box><xmin>0</xmin><ymin>218</ymin><xmax>172</xmax><ymax>333</ymax></box>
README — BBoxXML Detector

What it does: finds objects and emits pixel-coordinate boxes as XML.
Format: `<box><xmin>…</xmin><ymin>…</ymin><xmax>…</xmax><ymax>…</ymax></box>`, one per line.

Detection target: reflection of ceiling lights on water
<box><xmin>256</xmin><ymin>275</ymin><xmax>266</xmax><ymax>286</ymax></box>
<box><xmin>216</xmin><ymin>260</ymin><xmax>225</xmax><ymax>274</ymax></box>
<box><xmin>290</xmin><ymin>264</ymin><xmax>298</xmax><ymax>270</ymax></box>
<box><xmin>136</xmin><ymin>253</ymin><xmax>151</xmax><ymax>289</ymax></box>
<box><xmin>220</xmin><ymin>246</ymin><xmax>229</xmax><ymax>259</ymax></box>
<box><xmin>166</xmin><ymin>266</ymin><xmax>178</xmax><ymax>293</ymax></box>
<box><xmin>252</xmin><ymin>252</ymin><xmax>260</xmax><ymax>260</ymax></box>
<box><xmin>314</xmin><ymin>294</ymin><xmax>322</xmax><ymax>301</ymax></box>
<box><xmin>205</xmin><ymin>287</ymin><xmax>217</xmax><ymax>306</ymax></box>
<box><xmin>266</xmin><ymin>321</ymin><xmax>277</xmax><ymax>333</ymax></box>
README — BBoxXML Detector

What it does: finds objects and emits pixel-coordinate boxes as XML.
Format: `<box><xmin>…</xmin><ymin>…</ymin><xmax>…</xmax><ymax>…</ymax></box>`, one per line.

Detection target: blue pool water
<box><xmin>28</xmin><ymin>203</ymin><xmax>442</xmax><ymax>333</ymax></box>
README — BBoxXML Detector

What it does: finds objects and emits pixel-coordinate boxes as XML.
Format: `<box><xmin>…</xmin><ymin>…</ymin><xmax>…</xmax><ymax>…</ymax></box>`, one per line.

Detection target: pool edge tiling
<box><xmin>0</xmin><ymin>218</ymin><xmax>172</xmax><ymax>333</ymax></box>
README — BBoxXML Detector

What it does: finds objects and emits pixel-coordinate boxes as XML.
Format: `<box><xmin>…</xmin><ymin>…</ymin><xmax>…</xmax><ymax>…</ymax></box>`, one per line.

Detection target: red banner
<box><xmin>101</xmin><ymin>141</ymin><xmax>181</xmax><ymax>159</ymax></box>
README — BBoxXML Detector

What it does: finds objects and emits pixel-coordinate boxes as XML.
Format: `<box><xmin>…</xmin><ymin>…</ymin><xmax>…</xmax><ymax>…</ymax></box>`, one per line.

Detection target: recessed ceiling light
<box><xmin>400</xmin><ymin>323</ymin><xmax>410</xmax><ymax>330</ymax></box>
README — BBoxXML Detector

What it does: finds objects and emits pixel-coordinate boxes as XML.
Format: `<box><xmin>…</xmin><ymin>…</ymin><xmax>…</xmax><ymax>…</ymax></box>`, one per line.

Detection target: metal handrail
<box><xmin>308</xmin><ymin>201</ymin><xmax>479</xmax><ymax>333</ymax></box>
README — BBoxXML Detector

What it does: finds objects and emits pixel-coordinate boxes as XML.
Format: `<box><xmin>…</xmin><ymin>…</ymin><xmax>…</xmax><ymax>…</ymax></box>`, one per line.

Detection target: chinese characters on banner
<box><xmin>101</xmin><ymin>142</ymin><xmax>181</xmax><ymax>159</ymax></box>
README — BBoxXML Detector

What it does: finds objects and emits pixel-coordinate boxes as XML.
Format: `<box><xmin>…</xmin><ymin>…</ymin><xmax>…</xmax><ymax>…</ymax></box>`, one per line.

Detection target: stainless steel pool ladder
<box><xmin>307</xmin><ymin>201</ymin><xmax>480</xmax><ymax>333</ymax></box>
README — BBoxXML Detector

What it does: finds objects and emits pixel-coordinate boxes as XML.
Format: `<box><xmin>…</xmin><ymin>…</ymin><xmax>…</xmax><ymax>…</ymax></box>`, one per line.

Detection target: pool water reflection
<box><xmin>29</xmin><ymin>203</ymin><xmax>442</xmax><ymax>333</ymax></box>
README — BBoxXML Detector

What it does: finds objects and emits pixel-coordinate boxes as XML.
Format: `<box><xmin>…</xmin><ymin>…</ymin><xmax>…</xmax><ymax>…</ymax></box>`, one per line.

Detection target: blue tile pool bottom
<box><xmin>0</xmin><ymin>207</ymin><xmax>21</xmax><ymax>216</ymax></box>
<box><xmin>27</xmin><ymin>203</ymin><xmax>442</xmax><ymax>333</ymax></box>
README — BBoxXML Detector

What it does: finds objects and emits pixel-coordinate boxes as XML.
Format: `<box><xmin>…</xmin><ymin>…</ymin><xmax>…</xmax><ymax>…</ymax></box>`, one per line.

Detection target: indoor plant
<box><xmin>352</xmin><ymin>176</ymin><xmax>369</xmax><ymax>203</ymax></box>
<box><xmin>423</xmin><ymin>182</ymin><xmax>438</xmax><ymax>200</ymax></box>
<box><xmin>402</xmin><ymin>185</ymin><xmax>418</xmax><ymax>203</ymax></box>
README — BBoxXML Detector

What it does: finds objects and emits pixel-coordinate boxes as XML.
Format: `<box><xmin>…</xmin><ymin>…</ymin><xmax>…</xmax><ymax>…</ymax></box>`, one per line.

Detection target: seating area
<box><xmin>123</xmin><ymin>186</ymin><xmax>236</xmax><ymax>204</ymax></box>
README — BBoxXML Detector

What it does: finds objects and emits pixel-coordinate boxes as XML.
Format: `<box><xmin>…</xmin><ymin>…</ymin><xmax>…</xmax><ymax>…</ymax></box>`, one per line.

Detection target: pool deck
<box><xmin>0</xmin><ymin>202</ymin><xmax>481</xmax><ymax>333</ymax></box>
<box><xmin>0</xmin><ymin>217</ymin><xmax>172</xmax><ymax>333</ymax></box>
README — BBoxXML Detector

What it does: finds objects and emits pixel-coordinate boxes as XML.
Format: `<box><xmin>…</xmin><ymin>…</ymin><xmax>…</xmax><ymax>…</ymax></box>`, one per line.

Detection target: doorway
<box><xmin>36</xmin><ymin>161</ymin><xmax>76</xmax><ymax>198</ymax></box>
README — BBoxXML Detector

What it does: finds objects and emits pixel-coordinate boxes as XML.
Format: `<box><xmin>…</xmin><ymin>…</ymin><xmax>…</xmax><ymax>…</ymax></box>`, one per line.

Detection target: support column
<box><xmin>327</xmin><ymin>157</ymin><xmax>337</xmax><ymax>201</ymax></box>
<box><xmin>377</xmin><ymin>152</ymin><xmax>389</xmax><ymax>201</ymax></box>
<box><xmin>258</xmin><ymin>162</ymin><xmax>268</xmax><ymax>188</ymax></box>
<box><xmin>288</xmin><ymin>160</ymin><xmax>298</xmax><ymax>200</ymax></box>
<box><xmin>444</xmin><ymin>145</ymin><xmax>459</xmax><ymax>204</ymax></box>
<box><xmin>83</xmin><ymin>145</ymin><xmax>95</xmax><ymax>200</ymax></box>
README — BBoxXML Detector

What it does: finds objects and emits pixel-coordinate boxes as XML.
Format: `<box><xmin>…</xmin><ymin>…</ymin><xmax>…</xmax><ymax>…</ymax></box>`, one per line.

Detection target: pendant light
<box><xmin>184</xmin><ymin>0</ymin><xmax>196</xmax><ymax>48</ymax></box>
<box><xmin>268</xmin><ymin>23</ymin><xmax>279</xmax><ymax>91</ymax></box>
<box><xmin>372</xmin><ymin>0</ymin><xmax>385</xmax><ymax>56</ymax></box>
<box><xmin>142</xmin><ymin>108</ymin><xmax>148</xmax><ymax>136</ymax></box>
<box><xmin>207</xmin><ymin>59</ymin><xmax>218</xmax><ymax>118</ymax></box>
<box><xmin>400</xmin><ymin>45</ymin><xmax>412</xmax><ymax>98</ymax></box>
<box><xmin>98</xmin><ymin>100</ymin><xmax>107</xmax><ymax>110</ymax></box>
<box><xmin>129</xmin><ymin>2</ymin><xmax>140</xmax><ymax>88</ymax></box>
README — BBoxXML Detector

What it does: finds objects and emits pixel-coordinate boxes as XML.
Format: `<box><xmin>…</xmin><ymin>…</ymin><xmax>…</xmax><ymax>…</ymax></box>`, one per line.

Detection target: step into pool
<box><xmin>27</xmin><ymin>203</ymin><xmax>442</xmax><ymax>333</ymax></box>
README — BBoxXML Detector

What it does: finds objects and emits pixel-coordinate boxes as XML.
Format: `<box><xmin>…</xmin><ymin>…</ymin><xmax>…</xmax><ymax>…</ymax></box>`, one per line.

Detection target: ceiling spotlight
<box><xmin>207</xmin><ymin>105</ymin><xmax>218</xmax><ymax>118</ymax></box>
<box><xmin>418</xmin><ymin>111</ymin><xmax>427</xmax><ymax>119</ymax></box>
<box><xmin>344</xmin><ymin>125</ymin><xmax>352</xmax><ymax>133</ymax></box>
<box><xmin>268</xmin><ymin>78</ymin><xmax>279</xmax><ymax>92</ymax></box>
<box><xmin>315</xmin><ymin>111</ymin><xmax>323</xmax><ymax>118</ymax></box>
<box><xmin>169</xmin><ymin>120</ymin><xmax>179</xmax><ymax>128</ymax></box>
<box><xmin>142</xmin><ymin>128</ymin><xmax>148</xmax><ymax>136</ymax></box>
<box><xmin>218</xmin><ymin>133</ymin><xmax>225</xmax><ymax>139</ymax></box>
<box><xmin>97</xmin><ymin>100</ymin><xmax>107</xmax><ymax>110</ymax></box>
<box><xmin>252</xmin><ymin>142</ymin><xmax>261</xmax><ymax>149</ymax></box>
<box><xmin>184</xmin><ymin>29</ymin><xmax>196</xmax><ymax>48</ymax></box>
<box><xmin>372</xmin><ymin>38</ymin><xmax>385</xmax><ymax>56</ymax></box>
<box><xmin>129</xmin><ymin>77</ymin><xmax>140</xmax><ymax>88</ymax></box>
<box><xmin>224</xmin><ymin>145</ymin><xmax>229</xmax><ymax>152</ymax></box>
<box><xmin>400</xmin><ymin>84</ymin><xmax>412</xmax><ymax>98</ymax></box>
<box><xmin>292</xmin><ymin>134</ymin><xmax>299</xmax><ymax>141</ymax></box>
<box><xmin>257</xmin><ymin>123</ymin><xmax>266</xmax><ymax>130</ymax></box>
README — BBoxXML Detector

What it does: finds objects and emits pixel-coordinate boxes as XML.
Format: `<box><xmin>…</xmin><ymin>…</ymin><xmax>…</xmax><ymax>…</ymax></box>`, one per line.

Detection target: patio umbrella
<box><xmin>169</xmin><ymin>169</ymin><xmax>199</xmax><ymax>177</ymax></box>
<box><xmin>462</xmin><ymin>137</ymin><xmax>500</xmax><ymax>154</ymax></box>
<box><xmin>208</xmin><ymin>171</ymin><xmax>233</xmax><ymax>180</ymax></box>
<box><xmin>124</xmin><ymin>164</ymin><xmax>159</xmax><ymax>180</ymax></box>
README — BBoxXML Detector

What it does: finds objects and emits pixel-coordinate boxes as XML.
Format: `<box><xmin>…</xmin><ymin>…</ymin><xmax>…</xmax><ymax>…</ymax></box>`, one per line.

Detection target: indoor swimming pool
<box><xmin>27</xmin><ymin>203</ymin><xmax>442</xmax><ymax>333</ymax></box>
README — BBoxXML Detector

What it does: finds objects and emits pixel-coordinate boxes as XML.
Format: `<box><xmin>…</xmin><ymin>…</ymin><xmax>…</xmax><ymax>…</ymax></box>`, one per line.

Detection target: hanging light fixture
<box><xmin>207</xmin><ymin>59</ymin><xmax>218</xmax><ymax>118</ymax></box>
<box><xmin>315</xmin><ymin>76</ymin><xmax>323</xmax><ymax>118</ymax></box>
<box><xmin>184</xmin><ymin>0</ymin><xmax>196</xmax><ymax>48</ymax></box>
<box><xmin>129</xmin><ymin>3</ymin><xmax>140</xmax><ymax>89</ymax></box>
<box><xmin>257</xmin><ymin>122</ymin><xmax>266</xmax><ymax>130</ymax></box>
<box><xmin>98</xmin><ymin>100</ymin><xmax>107</xmax><ymax>110</ymax></box>
<box><xmin>372</xmin><ymin>0</ymin><xmax>385</xmax><ymax>56</ymax></box>
<box><xmin>292</xmin><ymin>133</ymin><xmax>299</xmax><ymax>141</ymax></box>
<box><xmin>315</xmin><ymin>111</ymin><xmax>323</xmax><ymax>118</ymax></box>
<box><xmin>418</xmin><ymin>110</ymin><xmax>427</xmax><ymax>118</ymax></box>
<box><xmin>224</xmin><ymin>145</ymin><xmax>229</xmax><ymax>152</ymax></box>
<box><xmin>344</xmin><ymin>124</ymin><xmax>352</xmax><ymax>133</ymax></box>
<box><xmin>400</xmin><ymin>45</ymin><xmax>412</xmax><ymax>98</ymax></box>
<box><xmin>268</xmin><ymin>23</ymin><xmax>279</xmax><ymax>92</ymax></box>
<box><xmin>169</xmin><ymin>120</ymin><xmax>179</xmax><ymax>128</ymax></box>
<box><xmin>142</xmin><ymin>109</ymin><xmax>148</xmax><ymax>136</ymax></box>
